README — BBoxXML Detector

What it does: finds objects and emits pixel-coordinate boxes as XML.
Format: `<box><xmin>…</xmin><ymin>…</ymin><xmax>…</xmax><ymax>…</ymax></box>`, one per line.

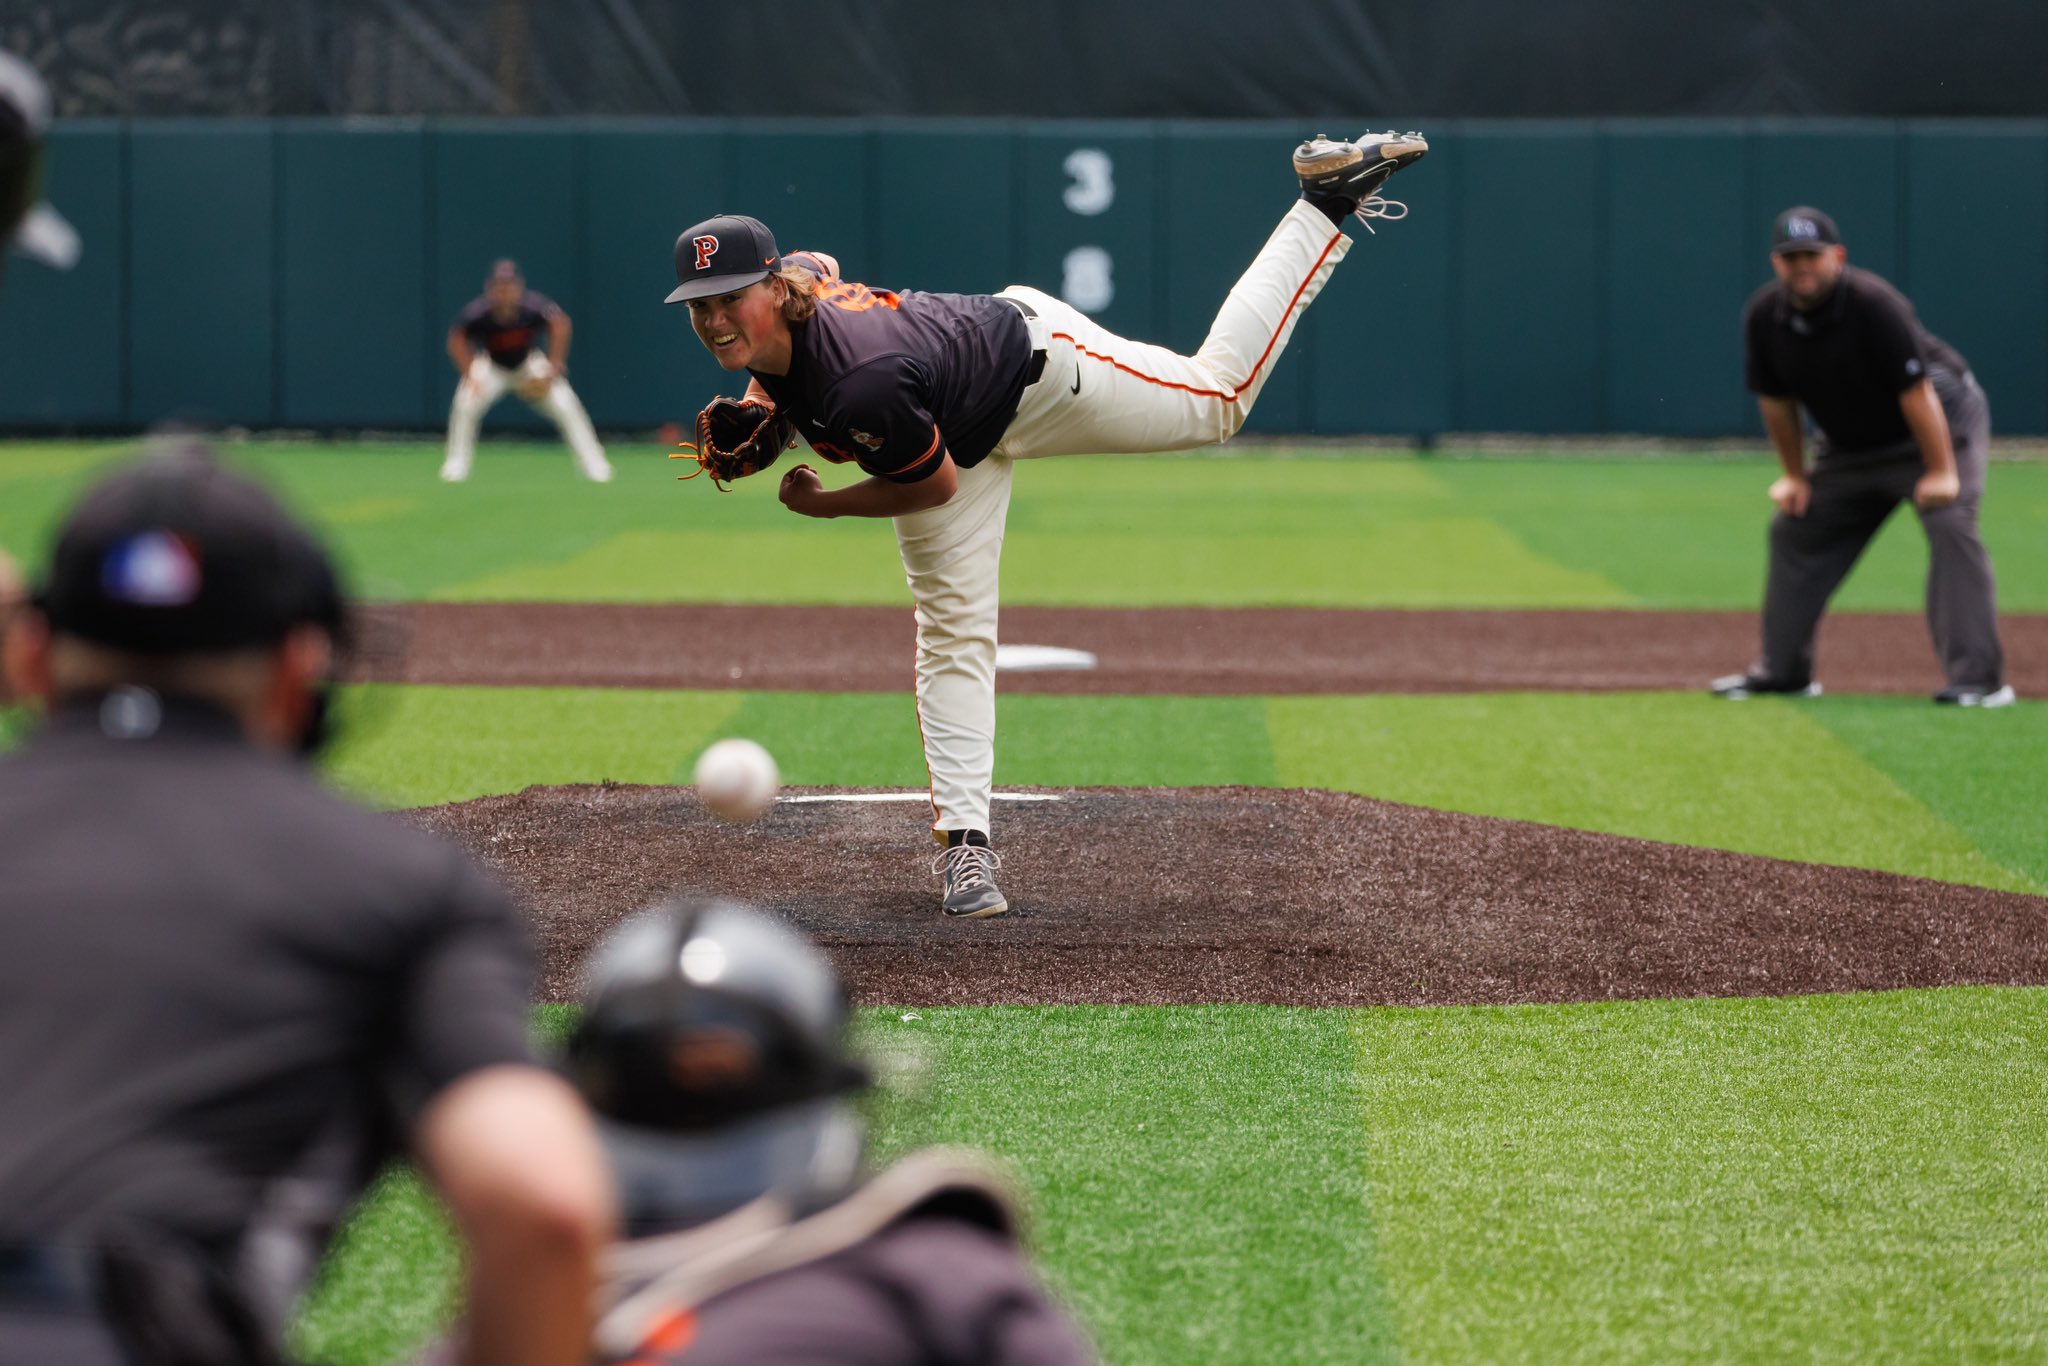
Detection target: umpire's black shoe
<box><xmin>934</xmin><ymin>834</ymin><xmax>1009</xmax><ymax>919</ymax></box>
<box><xmin>1710</xmin><ymin>672</ymin><xmax>1822</xmax><ymax>700</ymax></box>
<box><xmin>1294</xmin><ymin>131</ymin><xmax>1429</xmax><ymax>224</ymax></box>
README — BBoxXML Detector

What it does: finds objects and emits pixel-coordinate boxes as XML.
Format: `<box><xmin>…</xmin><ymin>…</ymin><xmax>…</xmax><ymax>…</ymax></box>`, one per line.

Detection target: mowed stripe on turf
<box><xmin>301</xmin><ymin>992</ymin><xmax>2048</xmax><ymax>1365</ymax></box>
<box><xmin>1352</xmin><ymin>987</ymin><xmax>2048</xmax><ymax>1363</ymax></box>
<box><xmin>9</xmin><ymin>441</ymin><xmax>2048</xmax><ymax>611</ymax></box>
<box><xmin>1266</xmin><ymin>692</ymin><xmax>2043</xmax><ymax>894</ymax></box>
<box><xmin>327</xmin><ymin>685</ymin><xmax>2042</xmax><ymax>894</ymax></box>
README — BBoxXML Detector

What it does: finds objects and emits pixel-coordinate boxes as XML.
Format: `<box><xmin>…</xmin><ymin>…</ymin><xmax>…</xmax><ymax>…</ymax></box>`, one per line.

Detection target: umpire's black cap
<box><xmin>1770</xmin><ymin>206</ymin><xmax>1841</xmax><ymax>255</ymax></box>
<box><xmin>34</xmin><ymin>441</ymin><xmax>348</xmax><ymax>655</ymax></box>
<box><xmin>665</xmin><ymin>214</ymin><xmax>780</xmax><ymax>303</ymax></box>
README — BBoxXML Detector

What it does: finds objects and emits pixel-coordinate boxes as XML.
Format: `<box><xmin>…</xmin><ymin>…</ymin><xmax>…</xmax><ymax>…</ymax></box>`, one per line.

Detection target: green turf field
<box><xmin>6</xmin><ymin>439</ymin><xmax>2044</xmax><ymax>1363</ymax></box>
<box><xmin>4</xmin><ymin>438</ymin><xmax>2047</xmax><ymax>610</ymax></box>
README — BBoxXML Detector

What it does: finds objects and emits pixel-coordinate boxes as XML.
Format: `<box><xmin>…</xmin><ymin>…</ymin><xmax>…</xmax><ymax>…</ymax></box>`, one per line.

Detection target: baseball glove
<box><xmin>671</xmin><ymin>397</ymin><xmax>796</xmax><ymax>490</ymax></box>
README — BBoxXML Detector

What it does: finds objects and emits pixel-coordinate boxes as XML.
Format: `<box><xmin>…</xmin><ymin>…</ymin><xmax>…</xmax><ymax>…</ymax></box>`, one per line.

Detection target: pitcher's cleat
<box><xmin>1293</xmin><ymin>131</ymin><xmax>1429</xmax><ymax>228</ymax></box>
<box><xmin>933</xmin><ymin>834</ymin><xmax>1008</xmax><ymax>919</ymax></box>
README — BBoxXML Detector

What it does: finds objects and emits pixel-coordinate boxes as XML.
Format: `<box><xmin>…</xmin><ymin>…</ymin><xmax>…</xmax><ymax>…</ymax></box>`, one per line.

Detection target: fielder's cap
<box><xmin>1771</xmin><ymin>206</ymin><xmax>1841</xmax><ymax>255</ymax></box>
<box><xmin>665</xmin><ymin>214</ymin><xmax>780</xmax><ymax>304</ymax></box>
<box><xmin>34</xmin><ymin>439</ymin><xmax>348</xmax><ymax>655</ymax></box>
<box><xmin>0</xmin><ymin>50</ymin><xmax>80</xmax><ymax>271</ymax></box>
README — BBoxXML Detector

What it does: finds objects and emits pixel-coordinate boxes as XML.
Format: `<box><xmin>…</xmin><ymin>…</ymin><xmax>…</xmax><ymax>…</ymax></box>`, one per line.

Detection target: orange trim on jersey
<box><xmin>1052</xmin><ymin>228</ymin><xmax>1343</xmax><ymax>401</ymax></box>
<box><xmin>857</xmin><ymin>426</ymin><xmax>944</xmax><ymax>480</ymax></box>
<box><xmin>817</xmin><ymin>279</ymin><xmax>902</xmax><ymax>313</ymax></box>
<box><xmin>618</xmin><ymin>1307</ymin><xmax>697</xmax><ymax>1365</ymax></box>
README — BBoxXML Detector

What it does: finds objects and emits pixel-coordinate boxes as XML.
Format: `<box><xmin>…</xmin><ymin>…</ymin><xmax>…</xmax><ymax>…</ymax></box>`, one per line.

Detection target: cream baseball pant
<box><xmin>894</xmin><ymin>199</ymin><xmax>1353</xmax><ymax>837</ymax></box>
<box><xmin>442</xmin><ymin>353</ymin><xmax>613</xmax><ymax>481</ymax></box>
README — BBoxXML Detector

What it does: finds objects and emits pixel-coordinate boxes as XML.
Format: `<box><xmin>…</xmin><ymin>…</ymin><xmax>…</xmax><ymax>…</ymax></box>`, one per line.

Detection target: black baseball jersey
<box><xmin>1743</xmin><ymin>266</ymin><xmax>1970</xmax><ymax>460</ymax></box>
<box><xmin>0</xmin><ymin>694</ymin><xmax>538</xmax><ymax>1253</ymax></box>
<box><xmin>593</xmin><ymin>1152</ymin><xmax>1094</xmax><ymax>1366</ymax></box>
<box><xmin>616</xmin><ymin>1218</ymin><xmax>1093</xmax><ymax>1366</ymax></box>
<box><xmin>751</xmin><ymin>252</ymin><xmax>1034</xmax><ymax>484</ymax></box>
<box><xmin>457</xmin><ymin>291</ymin><xmax>561</xmax><ymax>367</ymax></box>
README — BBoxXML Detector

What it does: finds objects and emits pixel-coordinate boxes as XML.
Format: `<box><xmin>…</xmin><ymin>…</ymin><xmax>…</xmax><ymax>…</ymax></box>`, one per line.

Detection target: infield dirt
<box><xmin>355</xmin><ymin>602</ymin><xmax>2048</xmax><ymax>697</ymax></box>
<box><xmin>388</xmin><ymin>601</ymin><xmax>2045</xmax><ymax>1006</ymax></box>
<box><xmin>405</xmin><ymin>783</ymin><xmax>2048</xmax><ymax>1008</ymax></box>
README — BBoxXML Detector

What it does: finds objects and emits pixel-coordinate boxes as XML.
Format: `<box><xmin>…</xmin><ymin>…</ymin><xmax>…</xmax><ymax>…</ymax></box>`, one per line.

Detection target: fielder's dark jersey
<box><xmin>457</xmin><ymin>291</ymin><xmax>561</xmax><ymax>367</ymax></box>
<box><xmin>751</xmin><ymin>251</ymin><xmax>1034</xmax><ymax>484</ymax></box>
<box><xmin>0</xmin><ymin>694</ymin><xmax>538</xmax><ymax>1252</ymax></box>
<box><xmin>1744</xmin><ymin>266</ymin><xmax>1970</xmax><ymax>460</ymax></box>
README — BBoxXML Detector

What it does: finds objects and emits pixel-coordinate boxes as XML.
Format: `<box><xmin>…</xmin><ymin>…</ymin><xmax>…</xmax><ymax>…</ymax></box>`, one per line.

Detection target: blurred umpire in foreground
<box><xmin>561</xmin><ymin>898</ymin><xmax>1093</xmax><ymax>1366</ymax></box>
<box><xmin>0</xmin><ymin>445</ymin><xmax>615</xmax><ymax>1364</ymax></box>
<box><xmin>0</xmin><ymin>46</ymin><xmax>79</xmax><ymax>707</ymax></box>
<box><xmin>1712</xmin><ymin>206</ymin><xmax>2012</xmax><ymax>707</ymax></box>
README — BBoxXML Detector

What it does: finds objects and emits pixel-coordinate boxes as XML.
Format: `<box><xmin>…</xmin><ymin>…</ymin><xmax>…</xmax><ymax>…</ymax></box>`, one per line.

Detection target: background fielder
<box><xmin>667</xmin><ymin>132</ymin><xmax>1427</xmax><ymax>919</ymax></box>
<box><xmin>443</xmin><ymin>259</ymin><xmax>613</xmax><ymax>484</ymax></box>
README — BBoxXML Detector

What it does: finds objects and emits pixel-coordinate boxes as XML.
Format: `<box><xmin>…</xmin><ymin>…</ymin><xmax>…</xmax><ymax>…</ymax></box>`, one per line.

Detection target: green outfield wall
<box><xmin>4</xmin><ymin>118</ymin><xmax>2044</xmax><ymax>437</ymax></box>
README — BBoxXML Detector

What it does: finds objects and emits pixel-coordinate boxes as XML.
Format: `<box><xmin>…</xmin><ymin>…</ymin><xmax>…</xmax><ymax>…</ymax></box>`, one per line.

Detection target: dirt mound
<box><xmin>353</xmin><ymin>602</ymin><xmax>2048</xmax><ymax>696</ymax></box>
<box><xmin>401</xmin><ymin>784</ymin><xmax>2048</xmax><ymax>1007</ymax></box>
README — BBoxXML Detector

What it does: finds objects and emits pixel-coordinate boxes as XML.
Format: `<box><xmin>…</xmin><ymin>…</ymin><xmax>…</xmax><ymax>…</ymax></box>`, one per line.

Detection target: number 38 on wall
<box><xmin>1060</xmin><ymin>147</ymin><xmax>1115</xmax><ymax>313</ymax></box>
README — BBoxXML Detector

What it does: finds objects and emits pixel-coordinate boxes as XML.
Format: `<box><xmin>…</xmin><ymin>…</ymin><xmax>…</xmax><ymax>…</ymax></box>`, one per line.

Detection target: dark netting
<box><xmin>3</xmin><ymin>0</ymin><xmax>2046</xmax><ymax>118</ymax></box>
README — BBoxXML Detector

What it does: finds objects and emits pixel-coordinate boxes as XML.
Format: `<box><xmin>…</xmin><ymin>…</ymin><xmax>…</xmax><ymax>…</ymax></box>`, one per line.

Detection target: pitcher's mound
<box><xmin>402</xmin><ymin>784</ymin><xmax>2048</xmax><ymax>1007</ymax></box>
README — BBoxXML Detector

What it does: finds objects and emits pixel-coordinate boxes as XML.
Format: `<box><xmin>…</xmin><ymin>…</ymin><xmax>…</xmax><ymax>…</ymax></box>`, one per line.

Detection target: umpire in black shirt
<box><xmin>0</xmin><ymin>444</ymin><xmax>614</xmax><ymax>1365</ymax></box>
<box><xmin>1713</xmin><ymin>206</ymin><xmax>2011</xmax><ymax>707</ymax></box>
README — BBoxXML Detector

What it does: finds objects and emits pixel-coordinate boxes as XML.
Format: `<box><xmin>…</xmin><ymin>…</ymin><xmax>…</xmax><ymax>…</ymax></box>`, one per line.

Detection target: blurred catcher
<box><xmin>561</xmin><ymin>897</ymin><xmax>1095</xmax><ymax>1366</ymax></box>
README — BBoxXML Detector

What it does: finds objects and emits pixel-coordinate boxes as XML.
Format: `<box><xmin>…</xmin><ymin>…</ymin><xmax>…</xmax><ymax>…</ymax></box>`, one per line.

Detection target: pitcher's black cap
<box><xmin>665</xmin><ymin>214</ymin><xmax>779</xmax><ymax>304</ymax></box>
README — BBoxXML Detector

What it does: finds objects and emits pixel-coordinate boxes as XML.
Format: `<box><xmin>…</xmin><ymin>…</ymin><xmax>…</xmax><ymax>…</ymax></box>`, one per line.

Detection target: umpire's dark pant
<box><xmin>1760</xmin><ymin>370</ymin><xmax>2003</xmax><ymax>690</ymax></box>
<box><xmin>0</xmin><ymin>1244</ymin><xmax>134</xmax><ymax>1366</ymax></box>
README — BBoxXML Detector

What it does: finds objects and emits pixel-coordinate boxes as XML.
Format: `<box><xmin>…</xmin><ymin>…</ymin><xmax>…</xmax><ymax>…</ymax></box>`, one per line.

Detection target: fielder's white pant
<box><xmin>899</xmin><ymin>200</ymin><xmax>1352</xmax><ymax>838</ymax></box>
<box><xmin>442</xmin><ymin>353</ymin><xmax>613</xmax><ymax>482</ymax></box>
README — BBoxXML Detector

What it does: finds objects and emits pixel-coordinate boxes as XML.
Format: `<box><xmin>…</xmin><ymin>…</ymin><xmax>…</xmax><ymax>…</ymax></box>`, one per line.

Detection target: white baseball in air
<box><xmin>693</xmin><ymin>738</ymin><xmax>780</xmax><ymax>822</ymax></box>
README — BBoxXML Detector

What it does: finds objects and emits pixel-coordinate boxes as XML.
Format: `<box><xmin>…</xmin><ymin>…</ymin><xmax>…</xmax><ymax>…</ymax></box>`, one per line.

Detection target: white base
<box><xmin>995</xmin><ymin>644</ymin><xmax>1098</xmax><ymax>672</ymax></box>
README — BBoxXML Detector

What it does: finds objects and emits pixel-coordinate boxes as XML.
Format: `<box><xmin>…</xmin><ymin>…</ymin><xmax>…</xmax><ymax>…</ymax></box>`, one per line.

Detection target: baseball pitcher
<box><xmin>666</xmin><ymin>132</ymin><xmax>1428</xmax><ymax>918</ymax></box>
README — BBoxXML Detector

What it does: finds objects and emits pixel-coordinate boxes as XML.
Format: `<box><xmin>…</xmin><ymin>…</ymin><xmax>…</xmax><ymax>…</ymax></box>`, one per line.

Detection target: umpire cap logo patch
<box><xmin>693</xmin><ymin>235</ymin><xmax>720</xmax><ymax>272</ymax></box>
<box><xmin>102</xmin><ymin>531</ymin><xmax>201</xmax><ymax>606</ymax></box>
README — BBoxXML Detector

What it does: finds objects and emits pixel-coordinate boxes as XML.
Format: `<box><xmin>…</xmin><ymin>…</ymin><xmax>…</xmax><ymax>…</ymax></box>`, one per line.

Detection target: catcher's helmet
<box><xmin>566</xmin><ymin>897</ymin><xmax>867</xmax><ymax>1134</ymax></box>
<box><xmin>567</xmin><ymin>898</ymin><xmax>872</xmax><ymax>1229</ymax></box>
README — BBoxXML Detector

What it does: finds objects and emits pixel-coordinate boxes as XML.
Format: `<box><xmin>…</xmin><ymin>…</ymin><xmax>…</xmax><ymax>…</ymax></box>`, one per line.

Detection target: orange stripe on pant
<box><xmin>1046</xmin><ymin>225</ymin><xmax>1344</xmax><ymax>403</ymax></box>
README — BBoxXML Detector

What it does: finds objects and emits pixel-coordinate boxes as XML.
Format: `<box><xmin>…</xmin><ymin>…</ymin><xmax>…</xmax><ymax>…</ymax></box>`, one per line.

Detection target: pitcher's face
<box><xmin>688</xmin><ymin>279</ymin><xmax>792</xmax><ymax>374</ymax></box>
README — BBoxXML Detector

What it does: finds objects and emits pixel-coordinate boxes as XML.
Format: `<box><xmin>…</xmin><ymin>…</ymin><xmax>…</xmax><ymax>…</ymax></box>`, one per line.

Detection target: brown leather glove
<box><xmin>672</xmin><ymin>397</ymin><xmax>797</xmax><ymax>490</ymax></box>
